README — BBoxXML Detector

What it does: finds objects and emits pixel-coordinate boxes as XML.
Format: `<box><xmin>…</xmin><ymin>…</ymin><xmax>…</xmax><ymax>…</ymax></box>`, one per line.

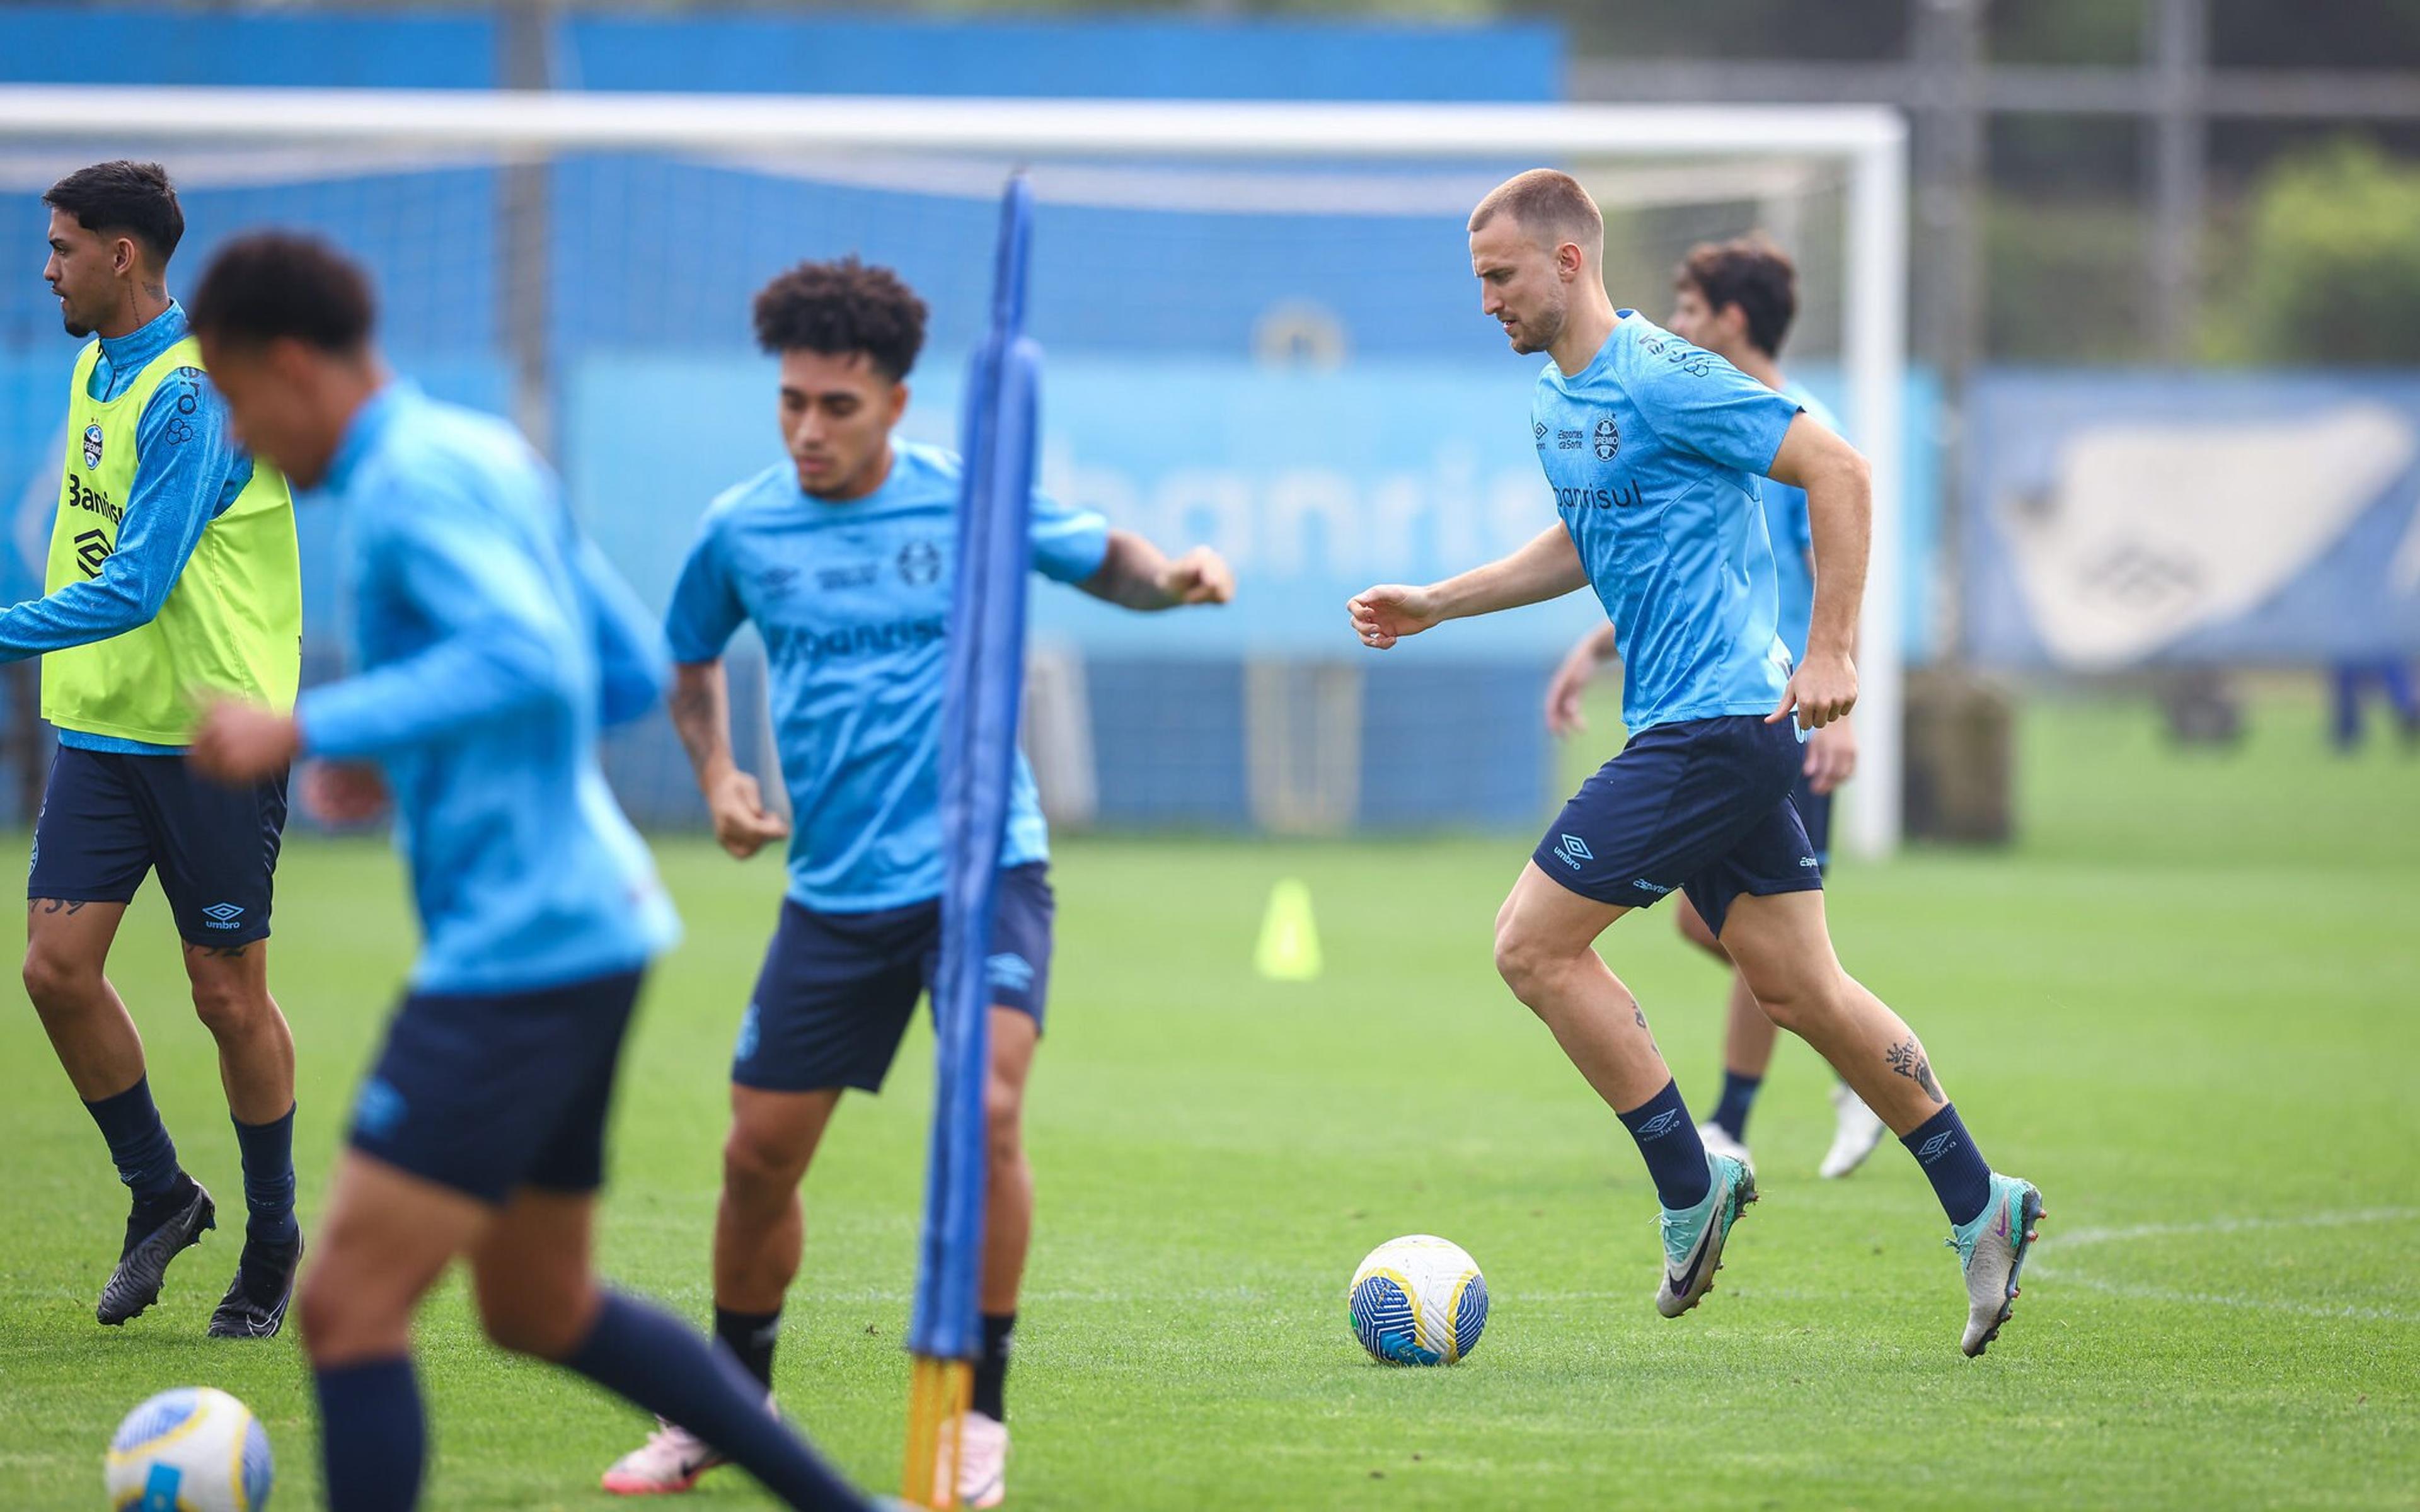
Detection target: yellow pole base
<box><xmin>901</xmin><ymin>1354</ymin><xmax>973</xmax><ymax>1509</ymax></box>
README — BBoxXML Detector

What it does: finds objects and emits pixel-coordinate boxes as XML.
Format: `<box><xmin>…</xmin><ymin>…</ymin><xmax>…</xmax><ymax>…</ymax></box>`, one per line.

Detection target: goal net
<box><xmin>0</xmin><ymin>89</ymin><xmax>1906</xmax><ymax>854</ymax></box>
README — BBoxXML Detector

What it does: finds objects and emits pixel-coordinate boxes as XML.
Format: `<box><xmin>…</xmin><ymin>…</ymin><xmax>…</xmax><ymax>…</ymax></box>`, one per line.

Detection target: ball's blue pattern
<box><xmin>110</xmin><ymin>1390</ymin><xmax>200</xmax><ymax>1453</ymax></box>
<box><xmin>1451</xmin><ymin>1271</ymin><xmax>1489</xmax><ymax>1360</ymax></box>
<box><xmin>241</xmin><ymin>1414</ymin><xmax>275</xmax><ymax>1509</ymax></box>
<box><xmin>1349</xmin><ymin>1273</ymin><xmax>1441</xmax><ymax>1366</ymax></box>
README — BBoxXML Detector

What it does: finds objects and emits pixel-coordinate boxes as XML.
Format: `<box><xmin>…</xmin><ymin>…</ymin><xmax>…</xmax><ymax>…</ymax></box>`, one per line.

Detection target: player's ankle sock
<box><xmin>84</xmin><ymin>1075</ymin><xmax>180</xmax><ymax>1203</ymax></box>
<box><xmin>1900</xmin><ymin>1103</ymin><xmax>1993</xmax><ymax>1227</ymax></box>
<box><xmin>314</xmin><ymin>1354</ymin><xmax>423</xmax><ymax>1512</ymax></box>
<box><xmin>971</xmin><ymin>1311</ymin><xmax>1015</xmax><ymax>1423</ymax></box>
<box><xmin>233</xmin><ymin>1104</ymin><xmax>299</xmax><ymax>1247</ymax></box>
<box><xmin>565</xmin><ymin>1292</ymin><xmax>865</xmax><ymax>1509</ymax></box>
<box><xmin>1617</xmin><ymin>1079</ymin><xmax>1712</xmax><ymax>1210</ymax></box>
<box><xmin>1710</xmin><ymin>1072</ymin><xmax>1761</xmax><ymax>1142</ymax></box>
<box><xmin>713</xmin><ymin>1304</ymin><xmax>781</xmax><ymax>1392</ymax></box>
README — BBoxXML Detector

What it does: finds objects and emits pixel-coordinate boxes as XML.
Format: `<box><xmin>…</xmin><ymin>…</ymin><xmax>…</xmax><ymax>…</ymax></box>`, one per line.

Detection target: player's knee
<box><xmin>983</xmin><ymin>1077</ymin><xmax>1025</xmax><ymax>1166</ymax></box>
<box><xmin>188</xmin><ymin>980</ymin><xmax>266</xmax><ymax>1039</ymax></box>
<box><xmin>21</xmin><ymin>949</ymin><xmax>70</xmax><ymax>1012</ymax></box>
<box><xmin>296</xmin><ymin>1264</ymin><xmax>381</xmax><ymax>1365</ymax></box>
<box><xmin>1741</xmin><ymin>966</ymin><xmax>1842</xmax><ymax>1036</ymax></box>
<box><xmin>722</xmin><ymin>1121</ymin><xmax>809</xmax><ymax>1203</ymax></box>
<box><xmin>1491</xmin><ymin>923</ymin><xmax>1563</xmax><ymax>1009</ymax></box>
<box><xmin>475</xmin><ymin>1283</ymin><xmax>591</xmax><ymax>1361</ymax></box>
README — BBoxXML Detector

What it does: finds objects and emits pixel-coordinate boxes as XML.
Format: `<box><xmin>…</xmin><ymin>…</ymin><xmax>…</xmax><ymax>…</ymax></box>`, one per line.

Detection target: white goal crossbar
<box><xmin>0</xmin><ymin>86</ymin><xmax>1908</xmax><ymax>856</ymax></box>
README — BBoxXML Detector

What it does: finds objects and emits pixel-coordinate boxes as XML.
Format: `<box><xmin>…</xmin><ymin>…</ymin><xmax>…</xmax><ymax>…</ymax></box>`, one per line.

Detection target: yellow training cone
<box><xmin>1255</xmin><ymin>878</ymin><xmax>1323</xmax><ymax>982</ymax></box>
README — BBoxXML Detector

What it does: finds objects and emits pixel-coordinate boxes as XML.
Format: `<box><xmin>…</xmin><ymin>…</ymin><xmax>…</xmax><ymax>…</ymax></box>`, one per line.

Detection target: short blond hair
<box><xmin>1468</xmin><ymin>169</ymin><xmax>1603</xmax><ymax>255</ymax></box>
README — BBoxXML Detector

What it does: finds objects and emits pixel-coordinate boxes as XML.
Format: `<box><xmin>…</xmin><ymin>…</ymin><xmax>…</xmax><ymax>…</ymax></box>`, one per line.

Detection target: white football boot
<box><xmin>942</xmin><ymin>1411</ymin><xmax>1008</xmax><ymax>1509</ymax></box>
<box><xmin>1818</xmin><ymin>1083</ymin><xmax>1889</xmax><ymax>1179</ymax></box>
<box><xmin>601</xmin><ymin>1419</ymin><xmax>727</xmax><ymax>1496</ymax></box>
<box><xmin>1695</xmin><ymin>1120</ymin><xmax>1754</xmax><ymax>1174</ymax></box>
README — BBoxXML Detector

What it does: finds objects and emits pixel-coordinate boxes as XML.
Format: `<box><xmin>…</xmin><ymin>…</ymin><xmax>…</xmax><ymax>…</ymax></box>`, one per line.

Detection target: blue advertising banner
<box><xmin>1965</xmin><ymin>372</ymin><xmax>2420</xmax><ymax>667</ymax></box>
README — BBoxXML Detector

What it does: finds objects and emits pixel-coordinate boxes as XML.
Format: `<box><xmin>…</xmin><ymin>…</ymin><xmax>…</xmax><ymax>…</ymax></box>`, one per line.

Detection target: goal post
<box><xmin>0</xmin><ymin>85</ymin><xmax>1908</xmax><ymax>856</ymax></box>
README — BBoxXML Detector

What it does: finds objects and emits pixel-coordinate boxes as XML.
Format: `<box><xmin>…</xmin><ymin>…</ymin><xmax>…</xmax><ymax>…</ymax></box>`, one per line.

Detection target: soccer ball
<box><xmin>105</xmin><ymin>1387</ymin><xmax>274</xmax><ymax>1511</ymax></box>
<box><xmin>1347</xmin><ymin>1234</ymin><xmax>1488</xmax><ymax>1365</ymax></box>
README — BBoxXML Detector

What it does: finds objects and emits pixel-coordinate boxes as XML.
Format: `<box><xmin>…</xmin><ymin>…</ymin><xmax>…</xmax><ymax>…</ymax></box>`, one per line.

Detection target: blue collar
<box><xmin>323</xmin><ymin>379</ymin><xmax>417</xmax><ymax>495</ymax></box>
<box><xmin>96</xmin><ymin>300</ymin><xmax>188</xmax><ymax>376</ymax></box>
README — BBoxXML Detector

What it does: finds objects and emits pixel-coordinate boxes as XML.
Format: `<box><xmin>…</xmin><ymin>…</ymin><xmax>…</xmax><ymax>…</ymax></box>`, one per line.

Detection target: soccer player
<box><xmin>20</xmin><ymin>161</ymin><xmax>303</xmax><ymax>1337</ymax></box>
<box><xmin>183</xmin><ymin>232</ymin><xmax>879</xmax><ymax>1512</ymax></box>
<box><xmin>1543</xmin><ymin>235</ymin><xmax>1887</xmax><ymax>1181</ymax></box>
<box><xmin>1349</xmin><ymin>171</ymin><xmax>2043</xmax><ymax>1356</ymax></box>
<box><xmin>600</xmin><ymin>258</ymin><xmax>1232</xmax><ymax>1504</ymax></box>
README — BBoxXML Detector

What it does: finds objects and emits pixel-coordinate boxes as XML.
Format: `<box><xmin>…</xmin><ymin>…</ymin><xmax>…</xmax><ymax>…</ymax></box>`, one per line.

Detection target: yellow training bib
<box><xmin>45</xmin><ymin>336</ymin><xmax>301</xmax><ymax>745</ymax></box>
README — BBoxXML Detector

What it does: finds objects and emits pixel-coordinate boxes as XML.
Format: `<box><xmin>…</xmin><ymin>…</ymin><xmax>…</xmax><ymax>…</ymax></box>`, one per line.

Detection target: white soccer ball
<box><xmin>1347</xmin><ymin>1234</ymin><xmax>1489</xmax><ymax>1366</ymax></box>
<box><xmin>105</xmin><ymin>1387</ymin><xmax>274</xmax><ymax>1511</ymax></box>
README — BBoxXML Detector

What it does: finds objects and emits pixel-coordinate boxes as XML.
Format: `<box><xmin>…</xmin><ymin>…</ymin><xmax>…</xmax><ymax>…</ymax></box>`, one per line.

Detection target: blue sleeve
<box><xmin>575</xmin><ymin>534</ymin><xmax>671</xmax><ymax>728</ymax></box>
<box><xmin>0</xmin><ymin>368</ymin><xmax>243</xmax><ymax>662</ymax></box>
<box><xmin>1029</xmin><ymin>486</ymin><xmax>1110</xmax><ymax>585</ymax></box>
<box><xmin>664</xmin><ymin>515</ymin><xmax>746</xmax><ymax>663</ymax></box>
<box><xmin>1630</xmin><ymin>340</ymin><xmax>1804</xmax><ymax>477</ymax></box>
<box><xmin>296</xmin><ymin>484</ymin><xmax>567</xmax><ymax>759</ymax></box>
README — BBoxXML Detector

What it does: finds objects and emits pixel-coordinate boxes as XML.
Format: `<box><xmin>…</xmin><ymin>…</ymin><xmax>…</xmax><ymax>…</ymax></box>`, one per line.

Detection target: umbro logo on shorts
<box><xmin>200</xmin><ymin>902</ymin><xmax>245</xmax><ymax>931</ymax></box>
<box><xmin>986</xmin><ymin>952</ymin><xmax>1035</xmax><ymax>993</ymax></box>
<box><xmin>1555</xmin><ymin>833</ymin><xmax>1593</xmax><ymax>869</ymax></box>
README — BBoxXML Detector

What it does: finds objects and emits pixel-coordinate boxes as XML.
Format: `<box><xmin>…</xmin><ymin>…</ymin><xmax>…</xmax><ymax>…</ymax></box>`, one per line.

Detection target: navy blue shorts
<box><xmin>1791</xmin><ymin>770</ymin><xmax>1834</xmax><ymax>874</ymax></box>
<box><xmin>349</xmin><ymin>968</ymin><xmax>644</xmax><ymax>1205</ymax></box>
<box><xmin>732</xmin><ymin>863</ymin><xmax>1055</xmax><ymax>1094</ymax></box>
<box><xmin>1535</xmin><ymin>715</ymin><xmax>1824</xmax><ymax>937</ymax></box>
<box><xmin>28</xmin><ymin>745</ymin><xmax>287</xmax><ymax>946</ymax></box>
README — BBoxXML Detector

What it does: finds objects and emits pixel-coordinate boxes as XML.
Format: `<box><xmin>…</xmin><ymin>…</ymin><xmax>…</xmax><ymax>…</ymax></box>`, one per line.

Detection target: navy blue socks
<box><xmin>233</xmin><ymin>1104</ymin><xmax>299</xmax><ymax>1247</ymax></box>
<box><xmin>84</xmin><ymin>1075</ymin><xmax>180</xmax><ymax>1203</ymax></box>
<box><xmin>971</xmin><ymin>1310</ymin><xmax>1015</xmax><ymax>1422</ymax></box>
<box><xmin>565</xmin><ymin>1292</ymin><xmax>864</xmax><ymax>1509</ymax></box>
<box><xmin>1901</xmin><ymin>1103</ymin><xmax>1994</xmax><ymax>1227</ymax></box>
<box><xmin>1616</xmin><ymin>1079</ymin><xmax>1712</xmax><ymax>1210</ymax></box>
<box><xmin>315</xmin><ymin>1356</ymin><xmax>423</xmax><ymax>1512</ymax></box>
<box><xmin>713</xmin><ymin>1303</ymin><xmax>781</xmax><ymax>1391</ymax></box>
<box><xmin>1710</xmin><ymin>1071</ymin><xmax>1761</xmax><ymax>1142</ymax></box>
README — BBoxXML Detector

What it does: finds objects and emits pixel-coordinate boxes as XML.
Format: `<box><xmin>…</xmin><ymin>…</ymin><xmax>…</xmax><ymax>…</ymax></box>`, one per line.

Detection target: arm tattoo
<box><xmin>1884</xmin><ymin>1037</ymin><xmax>1944</xmax><ymax>1103</ymax></box>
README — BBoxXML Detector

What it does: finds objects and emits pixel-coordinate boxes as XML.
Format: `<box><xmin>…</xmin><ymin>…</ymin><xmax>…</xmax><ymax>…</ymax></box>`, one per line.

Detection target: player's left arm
<box><xmin>191</xmin><ymin>484</ymin><xmax>568</xmax><ymax>781</ymax></box>
<box><xmin>1763</xmin><ymin>412</ymin><xmax>1870</xmax><ymax>732</ymax></box>
<box><xmin>0</xmin><ymin>369</ymin><xmax>236</xmax><ymax>662</ymax></box>
<box><xmin>1078</xmin><ymin>529</ymin><xmax>1234</xmax><ymax>610</ymax></box>
<box><xmin>1027</xmin><ymin>483</ymin><xmax>1231</xmax><ymax>610</ymax></box>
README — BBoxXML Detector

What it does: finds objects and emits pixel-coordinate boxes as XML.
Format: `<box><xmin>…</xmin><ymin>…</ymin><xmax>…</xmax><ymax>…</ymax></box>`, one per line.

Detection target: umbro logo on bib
<box><xmin>82</xmin><ymin>423</ymin><xmax>103</xmax><ymax>469</ymax></box>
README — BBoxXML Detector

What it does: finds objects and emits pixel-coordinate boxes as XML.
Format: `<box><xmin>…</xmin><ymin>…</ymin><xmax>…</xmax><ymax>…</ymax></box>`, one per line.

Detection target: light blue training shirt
<box><xmin>665</xmin><ymin>440</ymin><xmax>1110</xmax><ymax>914</ymax></box>
<box><xmin>299</xmin><ymin>381</ymin><xmax>681</xmax><ymax>995</ymax></box>
<box><xmin>1530</xmin><ymin>311</ymin><xmax>1806</xmax><ymax>732</ymax></box>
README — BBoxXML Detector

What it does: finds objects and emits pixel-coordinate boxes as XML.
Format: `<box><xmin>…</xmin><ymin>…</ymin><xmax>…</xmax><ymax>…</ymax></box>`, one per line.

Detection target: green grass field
<box><xmin>3</xmin><ymin>689</ymin><xmax>2416</xmax><ymax>1509</ymax></box>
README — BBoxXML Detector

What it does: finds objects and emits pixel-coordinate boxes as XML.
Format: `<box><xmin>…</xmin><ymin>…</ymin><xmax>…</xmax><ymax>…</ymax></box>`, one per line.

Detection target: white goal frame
<box><xmin>0</xmin><ymin>87</ymin><xmax>1908</xmax><ymax>856</ymax></box>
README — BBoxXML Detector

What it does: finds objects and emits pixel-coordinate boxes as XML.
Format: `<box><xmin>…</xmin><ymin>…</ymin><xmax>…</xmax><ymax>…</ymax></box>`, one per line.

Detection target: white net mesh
<box><xmin>0</xmin><ymin>110</ymin><xmax>1859</xmax><ymax>835</ymax></box>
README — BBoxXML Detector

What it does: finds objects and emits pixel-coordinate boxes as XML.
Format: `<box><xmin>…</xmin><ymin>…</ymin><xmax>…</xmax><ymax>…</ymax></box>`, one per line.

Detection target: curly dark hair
<box><xmin>45</xmin><ymin>160</ymin><xmax>185</xmax><ymax>264</ymax></box>
<box><xmin>190</xmin><ymin>231</ymin><xmax>376</xmax><ymax>353</ymax></box>
<box><xmin>1676</xmin><ymin>234</ymin><xmax>1797</xmax><ymax>358</ymax></box>
<box><xmin>752</xmin><ymin>257</ymin><xmax>927</xmax><ymax>380</ymax></box>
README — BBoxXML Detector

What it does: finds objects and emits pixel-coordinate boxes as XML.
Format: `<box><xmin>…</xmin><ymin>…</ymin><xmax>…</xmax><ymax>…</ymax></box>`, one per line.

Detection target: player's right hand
<box><xmin>1348</xmin><ymin>584</ymin><xmax>1441</xmax><ymax>650</ymax></box>
<box><xmin>302</xmin><ymin>762</ymin><xmax>389</xmax><ymax>826</ymax></box>
<box><xmin>708</xmin><ymin>769</ymin><xmax>790</xmax><ymax>859</ymax></box>
<box><xmin>1545</xmin><ymin>653</ymin><xmax>1593</xmax><ymax>738</ymax></box>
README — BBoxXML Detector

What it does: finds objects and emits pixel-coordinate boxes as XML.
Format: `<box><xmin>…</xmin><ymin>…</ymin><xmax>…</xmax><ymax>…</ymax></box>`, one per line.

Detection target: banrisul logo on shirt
<box><xmin>81</xmin><ymin>422</ymin><xmax>103</xmax><ymax>469</ymax></box>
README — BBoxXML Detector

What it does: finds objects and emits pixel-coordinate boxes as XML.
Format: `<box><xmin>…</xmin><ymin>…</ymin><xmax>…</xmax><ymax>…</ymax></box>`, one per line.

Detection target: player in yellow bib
<box><xmin>15</xmin><ymin>163</ymin><xmax>304</xmax><ymax>1337</ymax></box>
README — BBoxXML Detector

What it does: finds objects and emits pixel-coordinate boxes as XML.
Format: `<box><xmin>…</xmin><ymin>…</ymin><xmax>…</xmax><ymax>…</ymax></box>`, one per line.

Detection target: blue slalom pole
<box><xmin>909</xmin><ymin>173</ymin><xmax>1038</xmax><ymax>1378</ymax></box>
